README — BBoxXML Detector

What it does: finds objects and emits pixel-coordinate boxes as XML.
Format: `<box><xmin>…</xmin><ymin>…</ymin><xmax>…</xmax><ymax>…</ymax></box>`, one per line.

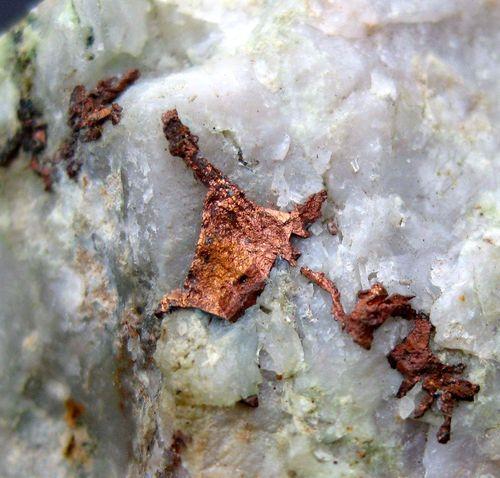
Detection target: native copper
<box><xmin>0</xmin><ymin>69</ymin><xmax>139</xmax><ymax>189</ymax></box>
<box><xmin>388</xmin><ymin>315</ymin><xmax>480</xmax><ymax>443</ymax></box>
<box><xmin>301</xmin><ymin>267</ymin><xmax>415</xmax><ymax>349</ymax></box>
<box><xmin>156</xmin><ymin>110</ymin><xmax>327</xmax><ymax>322</ymax></box>
<box><xmin>62</xmin><ymin>68</ymin><xmax>140</xmax><ymax>178</ymax></box>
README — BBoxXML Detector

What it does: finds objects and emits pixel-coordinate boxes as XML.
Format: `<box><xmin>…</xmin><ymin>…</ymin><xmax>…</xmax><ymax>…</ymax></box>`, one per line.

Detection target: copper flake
<box><xmin>301</xmin><ymin>267</ymin><xmax>415</xmax><ymax>349</ymax></box>
<box><xmin>388</xmin><ymin>314</ymin><xmax>480</xmax><ymax>443</ymax></box>
<box><xmin>1</xmin><ymin>70</ymin><xmax>140</xmax><ymax>189</ymax></box>
<box><xmin>63</xmin><ymin>68</ymin><xmax>140</xmax><ymax>178</ymax></box>
<box><xmin>156</xmin><ymin>110</ymin><xmax>327</xmax><ymax>322</ymax></box>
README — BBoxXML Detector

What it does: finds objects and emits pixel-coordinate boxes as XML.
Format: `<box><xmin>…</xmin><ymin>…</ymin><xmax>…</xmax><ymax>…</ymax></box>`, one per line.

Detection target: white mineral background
<box><xmin>0</xmin><ymin>1</ymin><xmax>498</xmax><ymax>477</ymax></box>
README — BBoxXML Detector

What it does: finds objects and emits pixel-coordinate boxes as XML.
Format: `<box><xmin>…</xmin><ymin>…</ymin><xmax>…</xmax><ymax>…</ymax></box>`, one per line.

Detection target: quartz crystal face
<box><xmin>0</xmin><ymin>1</ymin><xmax>499</xmax><ymax>477</ymax></box>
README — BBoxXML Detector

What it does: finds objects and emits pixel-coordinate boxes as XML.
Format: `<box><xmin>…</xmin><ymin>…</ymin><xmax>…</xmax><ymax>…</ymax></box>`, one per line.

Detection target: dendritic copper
<box><xmin>388</xmin><ymin>315</ymin><xmax>480</xmax><ymax>443</ymax></box>
<box><xmin>301</xmin><ymin>267</ymin><xmax>480</xmax><ymax>443</ymax></box>
<box><xmin>0</xmin><ymin>69</ymin><xmax>140</xmax><ymax>189</ymax></box>
<box><xmin>155</xmin><ymin>110</ymin><xmax>327</xmax><ymax>322</ymax></box>
<box><xmin>301</xmin><ymin>267</ymin><xmax>415</xmax><ymax>349</ymax></box>
<box><xmin>62</xmin><ymin>68</ymin><xmax>140</xmax><ymax>178</ymax></box>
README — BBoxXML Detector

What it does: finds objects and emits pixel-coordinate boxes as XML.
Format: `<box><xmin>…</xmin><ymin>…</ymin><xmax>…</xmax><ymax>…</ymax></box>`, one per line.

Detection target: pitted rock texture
<box><xmin>0</xmin><ymin>1</ymin><xmax>499</xmax><ymax>477</ymax></box>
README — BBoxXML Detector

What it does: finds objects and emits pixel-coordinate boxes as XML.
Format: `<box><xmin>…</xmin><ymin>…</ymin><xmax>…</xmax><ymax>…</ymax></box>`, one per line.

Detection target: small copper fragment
<box><xmin>300</xmin><ymin>267</ymin><xmax>415</xmax><ymax>349</ymax></box>
<box><xmin>388</xmin><ymin>315</ymin><xmax>480</xmax><ymax>443</ymax></box>
<box><xmin>18</xmin><ymin>100</ymin><xmax>52</xmax><ymax>190</ymax></box>
<box><xmin>156</xmin><ymin>110</ymin><xmax>327</xmax><ymax>322</ymax></box>
<box><xmin>67</xmin><ymin>69</ymin><xmax>139</xmax><ymax>142</ymax></box>
<box><xmin>59</xmin><ymin>69</ymin><xmax>140</xmax><ymax>179</ymax></box>
<box><xmin>326</xmin><ymin>218</ymin><xmax>339</xmax><ymax>236</ymax></box>
<box><xmin>30</xmin><ymin>156</ymin><xmax>54</xmax><ymax>190</ymax></box>
<box><xmin>1</xmin><ymin>70</ymin><xmax>139</xmax><ymax>189</ymax></box>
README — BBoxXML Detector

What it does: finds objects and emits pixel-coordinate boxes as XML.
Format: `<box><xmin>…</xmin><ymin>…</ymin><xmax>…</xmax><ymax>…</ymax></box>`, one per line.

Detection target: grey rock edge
<box><xmin>0</xmin><ymin>1</ymin><xmax>499</xmax><ymax>477</ymax></box>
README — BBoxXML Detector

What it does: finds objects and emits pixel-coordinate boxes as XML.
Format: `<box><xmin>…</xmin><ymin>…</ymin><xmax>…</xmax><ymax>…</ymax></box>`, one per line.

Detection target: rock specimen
<box><xmin>0</xmin><ymin>1</ymin><xmax>498</xmax><ymax>478</ymax></box>
<box><xmin>156</xmin><ymin>110</ymin><xmax>326</xmax><ymax>321</ymax></box>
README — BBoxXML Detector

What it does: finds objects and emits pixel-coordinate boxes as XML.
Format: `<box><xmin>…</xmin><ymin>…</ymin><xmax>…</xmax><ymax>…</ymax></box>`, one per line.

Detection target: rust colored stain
<box><xmin>63</xmin><ymin>398</ymin><xmax>92</xmax><ymax>465</ymax></box>
<box><xmin>165</xmin><ymin>430</ymin><xmax>189</xmax><ymax>472</ymax></box>
<box><xmin>64</xmin><ymin>398</ymin><xmax>85</xmax><ymax>429</ymax></box>
<box><xmin>301</xmin><ymin>267</ymin><xmax>415</xmax><ymax>349</ymax></box>
<box><xmin>62</xmin><ymin>68</ymin><xmax>140</xmax><ymax>178</ymax></box>
<box><xmin>156</xmin><ymin>109</ymin><xmax>327</xmax><ymax>322</ymax></box>
<box><xmin>388</xmin><ymin>315</ymin><xmax>480</xmax><ymax>444</ymax></box>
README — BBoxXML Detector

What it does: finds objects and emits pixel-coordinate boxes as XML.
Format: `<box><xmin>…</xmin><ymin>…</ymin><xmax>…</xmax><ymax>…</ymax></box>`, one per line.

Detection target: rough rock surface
<box><xmin>0</xmin><ymin>1</ymin><xmax>499</xmax><ymax>477</ymax></box>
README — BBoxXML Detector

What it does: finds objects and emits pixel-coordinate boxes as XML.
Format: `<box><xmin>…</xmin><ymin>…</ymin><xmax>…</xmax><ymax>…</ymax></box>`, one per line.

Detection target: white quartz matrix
<box><xmin>0</xmin><ymin>1</ymin><xmax>499</xmax><ymax>477</ymax></box>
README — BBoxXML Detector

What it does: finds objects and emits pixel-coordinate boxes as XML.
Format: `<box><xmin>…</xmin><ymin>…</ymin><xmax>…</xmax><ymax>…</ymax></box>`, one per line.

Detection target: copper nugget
<box><xmin>301</xmin><ymin>267</ymin><xmax>415</xmax><ymax>349</ymax></box>
<box><xmin>156</xmin><ymin>109</ymin><xmax>327</xmax><ymax>322</ymax></box>
<box><xmin>388</xmin><ymin>315</ymin><xmax>480</xmax><ymax>444</ymax></box>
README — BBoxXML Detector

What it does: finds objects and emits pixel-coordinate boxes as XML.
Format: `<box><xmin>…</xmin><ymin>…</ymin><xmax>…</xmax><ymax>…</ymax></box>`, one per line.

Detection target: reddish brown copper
<box><xmin>1</xmin><ymin>70</ymin><xmax>139</xmax><ymax>189</ymax></box>
<box><xmin>156</xmin><ymin>110</ymin><xmax>327</xmax><ymax>322</ymax></box>
<box><xmin>29</xmin><ymin>156</ymin><xmax>53</xmax><ymax>190</ymax></box>
<box><xmin>300</xmin><ymin>269</ymin><xmax>479</xmax><ymax>442</ymax></box>
<box><xmin>62</xmin><ymin>69</ymin><xmax>140</xmax><ymax>178</ymax></box>
<box><xmin>300</xmin><ymin>267</ymin><xmax>415</xmax><ymax>349</ymax></box>
<box><xmin>388</xmin><ymin>315</ymin><xmax>480</xmax><ymax>443</ymax></box>
<box><xmin>67</xmin><ymin>69</ymin><xmax>139</xmax><ymax>142</ymax></box>
<box><xmin>0</xmin><ymin>99</ymin><xmax>46</xmax><ymax>166</ymax></box>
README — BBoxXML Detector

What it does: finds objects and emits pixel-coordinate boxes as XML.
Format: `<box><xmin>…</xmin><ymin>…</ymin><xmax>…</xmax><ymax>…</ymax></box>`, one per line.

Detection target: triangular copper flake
<box><xmin>156</xmin><ymin>110</ymin><xmax>327</xmax><ymax>322</ymax></box>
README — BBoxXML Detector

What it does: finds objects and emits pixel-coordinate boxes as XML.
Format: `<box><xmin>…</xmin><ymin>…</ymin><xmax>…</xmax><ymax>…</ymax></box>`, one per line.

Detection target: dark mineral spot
<box><xmin>0</xmin><ymin>98</ymin><xmax>51</xmax><ymax>189</ymax></box>
<box><xmin>239</xmin><ymin>395</ymin><xmax>259</xmax><ymax>408</ymax></box>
